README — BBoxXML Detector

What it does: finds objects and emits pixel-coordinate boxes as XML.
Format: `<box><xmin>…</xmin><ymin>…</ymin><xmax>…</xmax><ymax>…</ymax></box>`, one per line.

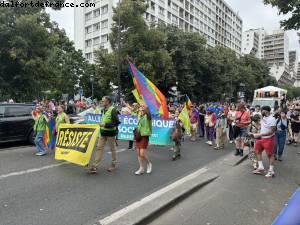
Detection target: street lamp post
<box><xmin>90</xmin><ymin>74</ymin><xmax>94</xmax><ymax>99</ymax></box>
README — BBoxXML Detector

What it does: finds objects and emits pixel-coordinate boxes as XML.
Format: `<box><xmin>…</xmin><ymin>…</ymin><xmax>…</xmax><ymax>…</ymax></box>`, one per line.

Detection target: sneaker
<box><xmin>253</xmin><ymin>168</ymin><xmax>265</xmax><ymax>175</ymax></box>
<box><xmin>128</xmin><ymin>147</ymin><xmax>133</xmax><ymax>150</ymax></box>
<box><xmin>265</xmin><ymin>170</ymin><xmax>275</xmax><ymax>178</ymax></box>
<box><xmin>214</xmin><ymin>146</ymin><xmax>220</xmax><ymax>150</ymax></box>
<box><xmin>278</xmin><ymin>156</ymin><xmax>283</xmax><ymax>162</ymax></box>
<box><xmin>207</xmin><ymin>141</ymin><xmax>213</xmax><ymax>146</ymax></box>
<box><xmin>146</xmin><ymin>162</ymin><xmax>152</xmax><ymax>174</ymax></box>
<box><xmin>205</xmin><ymin>141</ymin><xmax>210</xmax><ymax>144</ymax></box>
<box><xmin>35</xmin><ymin>152</ymin><xmax>46</xmax><ymax>156</ymax></box>
<box><xmin>252</xmin><ymin>162</ymin><xmax>258</xmax><ymax>170</ymax></box>
<box><xmin>229</xmin><ymin>140</ymin><xmax>233</xmax><ymax>144</ymax></box>
<box><xmin>135</xmin><ymin>167</ymin><xmax>145</xmax><ymax>175</ymax></box>
<box><xmin>107</xmin><ymin>164</ymin><xmax>116</xmax><ymax>172</ymax></box>
<box><xmin>87</xmin><ymin>167</ymin><xmax>97</xmax><ymax>174</ymax></box>
<box><xmin>240</xmin><ymin>151</ymin><xmax>244</xmax><ymax>157</ymax></box>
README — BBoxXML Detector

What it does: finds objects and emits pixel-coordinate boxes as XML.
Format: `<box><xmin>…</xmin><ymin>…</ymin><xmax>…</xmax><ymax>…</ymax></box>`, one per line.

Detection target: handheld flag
<box><xmin>128</xmin><ymin>61</ymin><xmax>169</xmax><ymax>119</ymax></box>
<box><xmin>178</xmin><ymin>105</ymin><xmax>191</xmax><ymax>134</ymax></box>
<box><xmin>43</xmin><ymin>118</ymin><xmax>56</xmax><ymax>150</ymax></box>
<box><xmin>132</xmin><ymin>89</ymin><xmax>145</xmax><ymax>105</ymax></box>
<box><xmin>186</xmin><ymin>95</ymin><xmax>192</xmax><ymax>111</ymax></box>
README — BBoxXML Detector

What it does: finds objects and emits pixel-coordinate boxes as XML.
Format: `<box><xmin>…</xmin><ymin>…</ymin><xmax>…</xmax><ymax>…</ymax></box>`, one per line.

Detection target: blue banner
<box><xmin>85</xmin><ymin>114</ymin><xmax>175</xmax><ymax>146</ymax></box>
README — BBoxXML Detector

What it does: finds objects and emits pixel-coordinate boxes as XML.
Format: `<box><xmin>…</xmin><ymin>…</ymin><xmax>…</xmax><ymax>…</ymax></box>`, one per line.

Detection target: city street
<box><xmin>0</xmin><ymin>139</ymin><xmax>229</xmax><ymax>225</ymax></box>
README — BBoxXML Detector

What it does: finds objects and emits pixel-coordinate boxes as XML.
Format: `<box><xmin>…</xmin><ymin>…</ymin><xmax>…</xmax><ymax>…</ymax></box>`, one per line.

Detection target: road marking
<box><xmin>99</xmin><ymin>167</ymin><xmax>208</xmax><ymax>225</ymax></box>
<box><xmin>0</xmin><ymin>162</ymin><xmax>69</xmax><ymax>180</ymax></box>
<box><xmin>107</xmin><ymin>148</ymin><xmax>127</xmax><ymax>154</ymax></box>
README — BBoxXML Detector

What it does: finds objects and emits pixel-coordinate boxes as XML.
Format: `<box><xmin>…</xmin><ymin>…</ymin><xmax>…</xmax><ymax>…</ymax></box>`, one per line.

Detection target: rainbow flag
<box><xmin>128</xmin><ymin>61</ymin><xmax>169</xmax><ymax>119</ymax></box>
<box><xmin>186</xmin><ymin>95</ymin><xmax>192</xmax><ymax>111</ymax></box>
<box><xmin>43</xmin><ymin>118</ymin><xmax>56</xmax><ymax>150</ymax></box>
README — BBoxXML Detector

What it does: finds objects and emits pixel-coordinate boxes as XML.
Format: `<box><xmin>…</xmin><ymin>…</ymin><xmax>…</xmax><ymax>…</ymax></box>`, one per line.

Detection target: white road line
<box><xmin>107</xmin><ymin>148</ymin><xmax>127</xmax><ymax>154</ymax></box>
<box><xmin>99</xmin><ymin>167</ymin><xmax>208</xmax><ymax>225</ymax></box>
<box><xmin>0</xmin><ymin>162</ymin><xmax>69</xmax><ymax>180</ymax></box>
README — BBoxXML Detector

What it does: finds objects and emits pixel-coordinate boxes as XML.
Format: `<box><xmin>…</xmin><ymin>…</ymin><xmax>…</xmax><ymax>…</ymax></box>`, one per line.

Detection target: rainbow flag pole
<box><xmin>128</xmin><ymin>61</ymin><xmax>169</xmax><ymax>119</ymax></box>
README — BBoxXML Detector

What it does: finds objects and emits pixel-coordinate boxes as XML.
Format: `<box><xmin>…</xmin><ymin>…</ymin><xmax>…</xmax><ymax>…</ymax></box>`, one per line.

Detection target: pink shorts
<box><xmin>254</xmin><ymin>137</ymin><xmax>275</xmax><ymax>157</ymax></box>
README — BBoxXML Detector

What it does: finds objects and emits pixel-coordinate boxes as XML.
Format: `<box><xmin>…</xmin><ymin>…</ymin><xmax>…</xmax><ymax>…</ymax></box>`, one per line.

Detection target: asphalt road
<box><xmin>0</xmin><ymin>138</ymin><xmax>230</xmax><ymax>225</ymax></box>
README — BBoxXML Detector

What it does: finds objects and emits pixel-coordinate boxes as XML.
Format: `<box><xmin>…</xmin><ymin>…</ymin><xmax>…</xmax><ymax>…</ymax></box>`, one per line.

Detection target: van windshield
<box><xmin>252</xmin><ymin>100</ymin><xmax>276</xmax><ymax>108</ymax></box>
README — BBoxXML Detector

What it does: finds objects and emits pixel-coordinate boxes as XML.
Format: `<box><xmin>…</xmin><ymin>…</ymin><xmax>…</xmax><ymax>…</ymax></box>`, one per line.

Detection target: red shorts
<box><xmin>254</xmin><ymin>137</ymin><xmax>275</xmax><ymax>157</ymax></box>
<box><xmin>136</xmin><ymin>136</ymin><xmax>149</xmax><ymax>149</ymax></box>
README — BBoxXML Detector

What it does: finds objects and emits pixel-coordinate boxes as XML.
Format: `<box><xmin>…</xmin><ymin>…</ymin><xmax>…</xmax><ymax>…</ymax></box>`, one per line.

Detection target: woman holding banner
<box><xmin>55</xmin><ymin>105</ymin><xmax>70</xmax><ymax>133</ymax></box>
<box><xmin>134</xmin><ymin>104</ymin><xmax>152</xmax><ymax>175</ymax></box>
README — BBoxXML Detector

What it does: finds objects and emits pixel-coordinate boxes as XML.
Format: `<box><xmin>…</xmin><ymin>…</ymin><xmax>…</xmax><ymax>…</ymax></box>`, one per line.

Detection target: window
<box><xmin>101</xmin><ymin>34</ymin><xmax>108</xmax><ymax>43</ymax></box>
<box><xmin>85</xmin><ymin>53</ymin><xmax>92</xmax><ymax>60</ymax></box>
<box><xmin>94</xmin><ymin>9</ymin><xmax>100</xmax><ymax>17</ymax></box>
<box><xmin>85</xmin><ymin>12</ymin><xmax>92</xmax><ymax>21</ymax></box>
<box><xmin>101</xmin><ymin>20</ymin><xmax>108</xmax><ymax>29</ymax></box>
<box><xmin>85</xmin><ymin>39</ymin><xmax>92</xmax><ymax>47</ymax></box>
<box><xmin>85</xmin><ymin>26</ymin><xmax>92</xmax><ymax>34</ymax></box>
<box><xmin>4</xmin><ymin>106</ymin><xmax>32</xmax><ymax>117</ymax></box>
<box><xmin>101</xmin><ymin>5</ymin><xmax>108</xmax><ymax>15</ymax></box>
<box><xmin>159</xmin><ymin>6</ymin><xmax>164</xmax><ymax>15</ymax></box>
<box><xmin>93</xmin><ymin>23</ymin><xmax>100</xmax><ymax>31</ymax></box>
<box><xmin>93</xmin><ymin>37</ymin><xmax>100</xmax><ymax>45</ymax></box>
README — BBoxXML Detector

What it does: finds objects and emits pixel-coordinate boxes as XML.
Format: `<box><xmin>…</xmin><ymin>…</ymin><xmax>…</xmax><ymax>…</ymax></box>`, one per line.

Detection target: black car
<box><xmin>0</xmin><ymin>103</ymin><xmax>35</xmax><ymax>144</ymax></box>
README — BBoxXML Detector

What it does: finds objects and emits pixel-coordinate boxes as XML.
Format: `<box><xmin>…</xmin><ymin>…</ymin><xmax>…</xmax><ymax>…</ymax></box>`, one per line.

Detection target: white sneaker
<box><xmin>208</xmin><ymin>141</ymin><xmax>213</xmax><ymax>146</ymax></box>
<box><xmin>229</xmin><ymin>141</ymin><xmax>233</xmax><ymax>144</ymax></box>
<box><xmin>135</xmin><ymin>167</ymin><xmax>145</xmax><ymax>175</ymax></box>
<box><xmin>146</xmin><ymin>162</ymin><xmax>152</xmax><ymax>174</ymax></box>
<box><xmin>265</xmin><ymin>170</ymin><xmax>275</xmax><ymax>178</ymax></box>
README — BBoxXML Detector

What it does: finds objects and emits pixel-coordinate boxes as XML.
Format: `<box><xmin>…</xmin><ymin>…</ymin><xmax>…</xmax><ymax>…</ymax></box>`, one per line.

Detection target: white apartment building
<box><xmin>242</xmin><ymin>28</ymin><xmax>265</xmax><ymax>59</ymax></box>
<box><xmin>264</xmin><ymin>30</ymin><xmax>294</xmax><ymax>86</ymax></box>
<box><xmin>295</xmin><ymin>62</ymin><xmax>300</xmax><ymax>87</ymax></box>
<box><xmin>242</xmin><ymin>29</ymin><xmax>295</xmax><ymax>86</ymax></box>
<box><xmin>289</xmin><ymin>51</ymin><xmax>298</xmax><ymax>79</ymax></box>
<box><xmin>74</xmin><ymin>0</ymin><xmax>243</xmax><ymax>62</ymax></box>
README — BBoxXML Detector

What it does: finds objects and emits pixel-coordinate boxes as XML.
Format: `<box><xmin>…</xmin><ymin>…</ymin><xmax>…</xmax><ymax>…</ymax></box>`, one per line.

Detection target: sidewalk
<box><xmin>147</xmin><ymin>146</ymin><xmax>300</xmax><ymax>225</ymax></box>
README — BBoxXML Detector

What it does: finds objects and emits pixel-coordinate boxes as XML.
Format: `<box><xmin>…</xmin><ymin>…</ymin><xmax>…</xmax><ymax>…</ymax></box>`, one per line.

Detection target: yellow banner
<box><xmin>55</xmin><ymin>124</ymin><xmax>100</xmax><ymax>166</ymax></box>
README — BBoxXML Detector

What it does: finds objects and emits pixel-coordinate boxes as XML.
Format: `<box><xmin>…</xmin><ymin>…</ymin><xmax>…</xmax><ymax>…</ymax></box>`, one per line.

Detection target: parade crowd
<box><xmin>29</xmin><ymin>96</ymin><xmax>300</xmax><ymax>178</ymax></box>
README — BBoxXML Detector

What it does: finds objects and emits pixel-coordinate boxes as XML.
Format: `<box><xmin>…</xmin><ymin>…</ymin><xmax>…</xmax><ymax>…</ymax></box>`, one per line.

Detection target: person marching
<box><xmin>134</xmin><ymin>104</ymin><xmax>152</xmax><ymax>175</ymax></box>
<box><xmin>55</xmin><ymin>105</ymin><xmax>70</xmax><ymax>135</ymax></box>
<box><xmin>214</xmin><ymin>107</ymin><xmax>227</xmax><ymax>150</ymax></box>
<box><xmin>171</xmin><ymin>110</ymin><xmax>184</xmax><ymax>160</ymax></box>
<box><xmin>274</xmin><ymin>111</ymin><xmax>289</xmax><ymax>161</ymax></box>
<box><xmin>33</xmin><ymin>106</ymin><xmax>49</xmax><ymax>156</ymax></box>
<box><xmin>89</xmin><ymin>96</ymin><xmax>120</xmax><ymax>174</ymax></box>
<box><xmin>91</xmin><ymin>101</ymin><xmax>100</xmax><ymax>114</ymax></box>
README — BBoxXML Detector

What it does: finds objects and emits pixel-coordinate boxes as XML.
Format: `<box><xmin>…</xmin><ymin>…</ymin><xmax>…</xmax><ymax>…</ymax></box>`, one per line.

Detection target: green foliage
<box><xmin>93</xmin><ymin>0</ymin><xmax>277</xmax><ymax>102</ymax></box>
<box><xmin>0</xmin><ymin>7</ymin><xmax>93</xmax><ymax>102</ymax></box>
<box><xmin>264</xmin><ymin>0</ymin><xmax>300</xmax><ymax>30</ymax></box>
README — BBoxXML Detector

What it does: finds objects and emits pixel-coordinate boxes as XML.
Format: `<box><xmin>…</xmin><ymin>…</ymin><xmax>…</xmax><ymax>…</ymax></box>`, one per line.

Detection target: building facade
<box><xmin>242</xmin><ymin>28</ymin><xmax>265</xmax><ymax>59</ymax></box>
<box><xmin>74</xmin><ymin>0</ymin><xmax>243</xmax><ymax>63</ymax></box>
<box><xmin>295</xmin><ymin>62</ymin><xmax>300</xmax><ymax>87</ymax></box>
<box><xmin>242</xmin><ymin>29</ymin><xmax>297</xmax><ymax>86</ymax></box>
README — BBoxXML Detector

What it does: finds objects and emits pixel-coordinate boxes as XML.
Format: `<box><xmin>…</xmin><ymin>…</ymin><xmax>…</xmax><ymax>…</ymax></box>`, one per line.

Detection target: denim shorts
<box><xmin>236</xmin><ymin>127</ymin><xmax>248</xmax><ymax>138</ymax></box>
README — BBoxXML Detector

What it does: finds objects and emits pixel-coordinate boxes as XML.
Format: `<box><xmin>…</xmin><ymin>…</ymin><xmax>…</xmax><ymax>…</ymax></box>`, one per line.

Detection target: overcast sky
<box><xmin>48</xmin><ymin>0</ymin><xmax>300</xmax><ymax>51</ymax></box>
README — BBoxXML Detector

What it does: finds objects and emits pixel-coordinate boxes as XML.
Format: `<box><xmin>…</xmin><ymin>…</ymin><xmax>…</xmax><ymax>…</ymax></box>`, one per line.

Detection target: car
<box><xmin>0</xmin><ymin>103</ymin><xmax>35</xmax><ymax>144</ymax></box>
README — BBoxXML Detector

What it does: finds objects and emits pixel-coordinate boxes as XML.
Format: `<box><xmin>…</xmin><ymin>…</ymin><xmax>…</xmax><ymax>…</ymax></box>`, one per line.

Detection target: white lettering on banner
<box><xmin>87</xmin><ymin>114</ymin><xmax>101</xmax><ymax>123</ymax></box>
<box><xmin>152</xmin><ymin>119</ymin><xmax>175</xmax><ymax>128</ymax></box>
<box><xmin>119</xmin><ymin>126</ymin><xmax>134</xmax><ymax>134</ymax></box>
<box><xmin>123</xmin><ymin>117</ymin><xmax>138</xmax><ymax>125</ymax></box>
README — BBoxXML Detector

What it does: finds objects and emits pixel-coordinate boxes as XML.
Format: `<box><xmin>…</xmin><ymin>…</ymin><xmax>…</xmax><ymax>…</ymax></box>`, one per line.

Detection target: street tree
<box><xmin>264</xmin><ymin>0</ymin><xmax>300</xmax><ymax>30</ymax></box>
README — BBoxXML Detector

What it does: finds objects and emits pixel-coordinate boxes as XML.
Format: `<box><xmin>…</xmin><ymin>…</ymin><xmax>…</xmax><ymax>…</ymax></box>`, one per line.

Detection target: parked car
<box><xmin>0</xmin><ymin>103</ymin><xmax>35</xmax><ymax>144</ymax></box>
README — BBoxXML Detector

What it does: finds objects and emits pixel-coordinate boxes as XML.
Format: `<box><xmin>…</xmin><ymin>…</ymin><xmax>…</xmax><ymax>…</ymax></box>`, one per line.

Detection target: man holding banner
<box><xmin>88</xmin><ymin>96</ymin><xmax>120</xmax><ymax>174</ymax></box>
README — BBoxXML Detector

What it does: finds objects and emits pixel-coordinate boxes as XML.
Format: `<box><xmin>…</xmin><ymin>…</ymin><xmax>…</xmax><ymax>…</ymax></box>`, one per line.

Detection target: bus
<box><xmin>252</xmin><ymin>86</ymin><xmax>287</xmax><ymax>111</ymax></box>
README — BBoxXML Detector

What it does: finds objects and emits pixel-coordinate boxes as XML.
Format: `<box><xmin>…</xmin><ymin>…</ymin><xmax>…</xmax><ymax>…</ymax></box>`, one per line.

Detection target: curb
<box><xmin>99</xmin><ymin>168</ymin><xmax>219</xmax><ymax>225</ymax></box>
<box><xmin>222</xmin><ymin>153</ymin><xmax>249</xmax><ymax>166</ymax></box>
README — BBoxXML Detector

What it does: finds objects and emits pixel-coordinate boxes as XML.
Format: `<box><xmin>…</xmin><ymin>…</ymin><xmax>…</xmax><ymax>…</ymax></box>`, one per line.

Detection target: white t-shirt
<box><xmin>260</xmin><ymin>115</ymin><xmax>276</xmax><ymax>139</ymax></box>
